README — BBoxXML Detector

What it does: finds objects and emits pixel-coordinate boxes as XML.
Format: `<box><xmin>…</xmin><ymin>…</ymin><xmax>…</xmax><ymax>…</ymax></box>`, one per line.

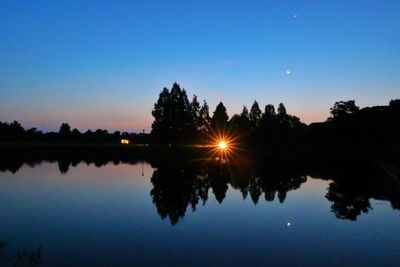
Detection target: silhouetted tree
<box><xmin>241</xmin><ymin>106</ymin><xmax>250</xmax><ymax>120</ymax></box>
<box><xmin>190</xmin><ymin>95</ymin><xmax>202</xmax><ymax>131</ymax></box>
<box><xmin>249</xmin><ymin>101</ymin><xmax>262</xmax><ymax>129</ymax></box>
<box><xmin>151</xmin><ymin>83</ymin><xmax>195</xmax><ymax>143</ymax></box>
<box><xmin>264</xmin><ymin>104</ymin><xmax>276</xmax><ymax>117</ymax></box>
<box><xmin>152</xmin><ymin>88</ymin><xmax>169</xmax><ymax>125</ymax></box>
<box><xmin>329</xmin><ymin>100</ymin><xmax>359</xmax><ymax>120</ymax></box>
<box><xmin>257</xmin><ymin>102</ymin><xmax>303</xmax><ymax>147</ymax></box>
<box><xmin>59</xmin><ymin>123</ymin><xmax>71</xmax><ymax>135</ymax></box>
<box><xmin>151</xmin><ymin>87</ymin><xmax>171</xmax><ymax>142</ymax></box>
<box><xmin>259</xmin><ymin>104</ymin><xmax>277</xmax><ymax>140</ymax></box>
<box><xmin>240</xmin><ymin>106</ymin><xmax>251</xmax><ymax>130</ymax></box>
<box><xmin>199</xmin><ymin>100</ymin><xmax>211</xmax><ymax>133</ymax></box>
<box><xmin>230</xmin><ymin>106</ymin><xmax>250</xmax><ymax>133</ymax></box>
<box><xmin>0</xmin><ymin>120</ymin><xmax>148</xmax><ymax>144</ymax></box>
<box><xmin>277</xmin><ymin>103</ymin><xmax>287</xmax><ymax>116</ymax></box>
<box><xmin>211</xmin><ymin>102</ymin><xmax>229</xmax><ymax>132</ymax></box>
<box><xmin>229</xmin><ymin>114</ymin><xmax>242</xmax><ymax>132</ymax></box>
<box><xmin>389</xmin><ymin>99</ymin><xmax>400</xmax><ymax>110</ymax></box>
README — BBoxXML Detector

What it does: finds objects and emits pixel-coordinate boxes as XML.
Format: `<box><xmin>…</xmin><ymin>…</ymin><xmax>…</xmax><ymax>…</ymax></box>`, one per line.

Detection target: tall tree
<box><xmin>277</xmin><ymin>103</ymin><xmax>287</xmax><ymax>116</ymax></box>
<box><xmin>169</xmin><ymin>83</ymin><xmax>192</xmax><ymax>132</ymax></box>
<box><xmin>59</xmin><ymin>123</ymin><xmax>71</xmax><ymax>135</ymax></box>
<box><xmin>259</xmin><ymin>104</ymin><xmax>276</xmax><ymax>137</ymax></box>
<box><xmin>240</xmin><ymin>106</ymin><xmax>250</xmax><ymax>129</ymax></box>
<box><xmin>249</xmin><ymin>101</ymin><xmax>262</xmax><ymax>129</ymax></box>
<box><xmin>264</xmin><ymin>104</ymin><xmax>276</xmax><ymax>117</ymax></box>
<box><xmin>151</xmin><ymin>87</ymin><xmax>171</xmax><ymax>141</ymax></box>
<box><xmin>151</xmin><ymin>83</ymin><xmax>199</xmax><ymax>143</ymax></box>
<box><xmin>211</xmin><ymin>102</ymin><xmax>229</xmax><ymax>132</ymax></box>
<box><xmin>230</xmin><ymin>106</ymin><xmax>250</xmax><ymax>132</ymax></box>
<box><xmin>241</xmin><ymin>106</ymin><xmax>250</xmax><ymax>120</ymax></box>
<box><xmin>190</xmin><ymin>95</ymin><xmax>201</xmax><ymax>130</ymax></box>
<box><xmin>199</xmin><ymin>100</ymin><xmax>211</xmax><ymax>132</ymax></box>
<box><xmin>229</xmin><ymin>114</ymin><xmax>242</xmax><ymax>132</ymax></box>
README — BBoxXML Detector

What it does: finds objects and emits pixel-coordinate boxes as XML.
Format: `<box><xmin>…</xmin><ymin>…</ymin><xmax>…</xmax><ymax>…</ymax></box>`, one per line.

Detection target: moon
<box><xmin>286</xmin><ymin>69</ymin><xmax>292</xmax><ymax>75</ymax></box>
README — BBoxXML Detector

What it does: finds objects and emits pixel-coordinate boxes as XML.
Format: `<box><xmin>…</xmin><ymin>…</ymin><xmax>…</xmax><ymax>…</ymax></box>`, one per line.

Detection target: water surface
<box><xmin>0</xmin><ymin>159</ymin><xmax>399</xmax><ymax>266</ymax></box>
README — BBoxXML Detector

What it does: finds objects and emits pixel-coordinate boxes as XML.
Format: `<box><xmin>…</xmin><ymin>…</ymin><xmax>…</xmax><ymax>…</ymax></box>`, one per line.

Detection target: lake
<box><xmin>0</xmin><ymin>157</ymin><xmax>399</xmax><ymax>267</ymax></box>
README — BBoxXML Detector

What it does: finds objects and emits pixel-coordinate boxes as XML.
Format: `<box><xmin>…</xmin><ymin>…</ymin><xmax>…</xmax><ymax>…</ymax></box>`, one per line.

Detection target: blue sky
<box><xmin>1</xmin><ymin>0</ymin><xmax>399</xmax><ymax>132</ymax></box>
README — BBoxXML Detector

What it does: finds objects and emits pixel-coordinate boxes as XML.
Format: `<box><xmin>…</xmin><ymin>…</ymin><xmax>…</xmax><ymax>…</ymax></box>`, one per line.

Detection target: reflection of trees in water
<box><xmin>0</xmin><ymin>159</ymin><xmax>43</xmax><ymax>174</ymax></box>
<box><xmin>260</xmin><ymin>169</ymin><xmax>307</xmax><ymax>204</ymax></box>
<box><xmin>209</xmin><ymin>166</ymin><xmax>230</xmax><ymax>204</ymax></box>
<box><xmin>231</xmin><ymin>165</ymin><xmax>307</xmax><ymax>205</ymax></box>
<box><xmin>150</xmin><ymin>159</ymin><xmax>308</xmax><ymax>225</ymax></box>
<box><xmin>1</xmin><ymin>156</ymin><xmax>399</xmax><ymax>224</ymax></box>
<box><xmin>316</xmin><ymin>162</ymin><xmax>377</xmax><ymax>221</ymax></box>
<box><xmin>312</xmin><ymin>160</ymin><xmax>390</xmax><ymax>221</ymax></box>
<box><xmin>0</xmin><ymin>157</ymin><xmax>144</xmax><ymax>174</ymax></box>
<box><xmin>150</xmin><ymin>158</ymin><xmax>400</xmax><ymax>224</ymax></box>
<box><xmin>150</xmin><ymin>162</ymin><xmax>231</xmax><ymax>225</ymax></box>
<box><xmin>150</xmin><ymin>164</ymin><xmax>203</xmax><ymax>225</ymax></box>
<box><xmin>248</xmin><ymin>177</ymin><xmax>262</xmax><ymax>204</ymax></box>
<box><xmin>326</xmin><ymin>181</ymin><xmax>372</xmax><ymax>221</ymax></box>
<box><xmin>58</xmin><ymin>160</ymin><xmax>70</xmax><ymax>174</ymax></box>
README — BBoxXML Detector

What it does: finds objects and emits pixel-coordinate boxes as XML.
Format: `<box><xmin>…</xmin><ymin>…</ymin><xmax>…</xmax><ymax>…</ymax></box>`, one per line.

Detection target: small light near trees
<box><xmin>121</xmin><ymin>139</ymin><xmax>130</xmax><ymax>144</ymax></box>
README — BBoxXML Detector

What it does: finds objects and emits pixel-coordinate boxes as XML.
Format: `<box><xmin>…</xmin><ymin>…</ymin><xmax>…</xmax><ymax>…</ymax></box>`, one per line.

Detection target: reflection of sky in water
<box><xmin>0</xmin><ymin>162</ymin><xmax>399</xmax><ymax>267</ymax></box>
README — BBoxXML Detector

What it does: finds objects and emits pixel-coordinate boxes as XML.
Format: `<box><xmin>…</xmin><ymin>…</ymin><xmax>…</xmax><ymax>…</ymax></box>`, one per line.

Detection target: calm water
<box><xmin>0</xmin><ymin>158</ymin><xmax>399</xmax><ymax>267</ymax></box>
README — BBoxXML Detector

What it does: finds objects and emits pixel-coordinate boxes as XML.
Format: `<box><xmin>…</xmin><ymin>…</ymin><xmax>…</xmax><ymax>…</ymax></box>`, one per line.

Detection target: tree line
<box><xmin>0</xmin><ymin>121</ymin><xmax>150</xmax><ymax>144</ymax></box>
<box><xmin>151</xmin><ymin>83</ymin><xmax>400</xmax><ymax>149</ymax></box>
<box><xmin>151</xmin><ymin>82</ymin><xmax>304</xmax><ymax>146</ymax></box>
<box><xmin>0</xmin><ymin>82</ymin><xmax>399</xmax><ymax>150</ymax></box>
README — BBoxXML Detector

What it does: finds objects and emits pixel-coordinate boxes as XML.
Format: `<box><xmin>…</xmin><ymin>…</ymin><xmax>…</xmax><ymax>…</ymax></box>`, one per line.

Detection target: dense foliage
<box><xmin>151</xmin><ymin>83</ymin><xmax>305</xmax><ymax>147</ymax></box>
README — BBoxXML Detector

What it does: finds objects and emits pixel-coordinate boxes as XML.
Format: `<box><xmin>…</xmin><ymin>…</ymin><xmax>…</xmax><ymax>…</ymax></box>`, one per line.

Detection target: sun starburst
<box><xmin>218</xmin><ymin>141</ymin><xmax>227</xmax><ymax>149</ymax></box>
<box><xmin>207</xmin><ymin>126</ymin><xmax>241</xmax><ymax>164</ymax></box>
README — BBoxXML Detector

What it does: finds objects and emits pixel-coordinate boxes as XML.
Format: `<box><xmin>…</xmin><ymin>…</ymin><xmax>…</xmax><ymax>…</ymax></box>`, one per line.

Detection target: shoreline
<box><xmin>0</xmin><ymin>142</ymin><xmax>397</xmax><ymax>161</ymax></box>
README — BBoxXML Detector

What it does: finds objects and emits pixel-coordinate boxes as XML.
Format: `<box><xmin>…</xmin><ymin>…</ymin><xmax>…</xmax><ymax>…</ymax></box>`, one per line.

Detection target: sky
<box><xmin>0</xmin><ymin>0</ymin><xmax>399</xmax><ymax>132</ymax></box>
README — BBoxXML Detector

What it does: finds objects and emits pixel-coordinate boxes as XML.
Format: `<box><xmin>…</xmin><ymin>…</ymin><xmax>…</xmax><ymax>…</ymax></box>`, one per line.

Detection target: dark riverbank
<box><xmin>1</xmin><ymin>142</ymin><xmax>398</xmax><ymax>160</ymax></box>
<box><xmin>0</xmin><ymin>143</ymin><xmax>209</xmax><ymax>158</ymax></box>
